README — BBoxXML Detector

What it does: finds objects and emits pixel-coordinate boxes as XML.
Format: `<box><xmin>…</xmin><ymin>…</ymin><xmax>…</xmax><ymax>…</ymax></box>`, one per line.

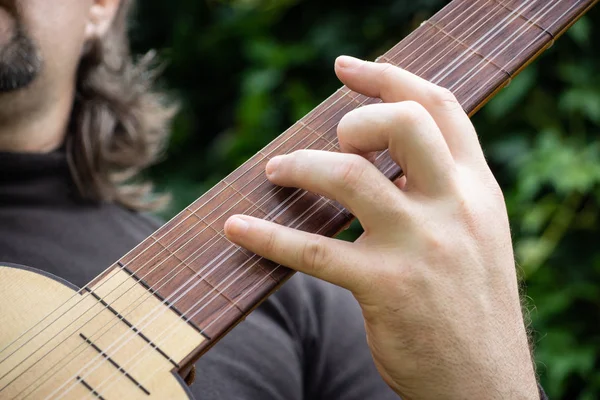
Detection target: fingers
<box><xmin>334</xmin><ymin>56</ymin><xmax>484</xmax><ymax>165</ymax></box>
<box><xmin>337</xmin><ymin>102</ymin><xmax>456</xmax><ymax>195</ymax></box>
<box><xmin>265</xmin><ymin>150</ymin><xmax>402</xmax><ymax>229</ymax></box>
<box><xmin>224</xmin><ymin>215</ymin><xmax>366</xmax><ymax>292</ymax></box>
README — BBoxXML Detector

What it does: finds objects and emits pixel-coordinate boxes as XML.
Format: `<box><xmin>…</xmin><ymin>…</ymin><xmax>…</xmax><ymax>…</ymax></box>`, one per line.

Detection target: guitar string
<box><xmin>7</xmin><ymin>100</ymin><xmax>357</xmax><ymax>398</ymax></box>
<box><xmin>0</xmin><ymin>0</ymin><xmax>528</xmax><ymax>371</ymax></box>
<box><xmin>0</xmin><ymin>90</ymin><xmax>347</xmax><ymax>363</ymax></box>
<box><xmin>0</xmin><ymin>0</ymin><xmax>470</xmax><ymax>375</ymax></box>
<box><xmin>97</xmin><ymin>1</ymin><xmax>577</xmax><ymax>395</ymax></box>
<box><xmin>8</xmin><ymin>0</ymin><xmax>487</xmax><ymax>384</ymax></box>
<box><xmin>0</xmin><ymin>96</ymin><xmax>345</xmax><ymax>383</ymax></box>
<box><xmin>32</xmin><ymin>0</ymin><xmax>552</xmax><ymax>396</ymax></box>
<box><xmin>27</xmin><ymin>1</ymin><xmax>556</xmax><ymax>396</ymax></box>
<box><xmin>4</xmin><ymin>0</ymin><xmax>485</xmax><ymax>366</ymax></box>
<box><xmin>47</xmin><ymin>146</ymin><xmax>389</xmax><ymax>400</ymax></box>
<box><xmin>444</xmin><ymin>0</ymin><xmax>564</xmax><ymax>91</ymax></box>
<box><xmin>22</xmin><ymin>1</ymin><xmax>502</xmax><ymax>396</ymax></box>
<box><xmin>454</xmin><ymin>1</ymin><xmax>573</xmax><ymax>99</ymax></box>
<box><xmin>428</xmin><ymin>0</ymin><xmax>545</xmax><ymax>84</ymax></box>
<box><xmin>8</xmin><ymin>0</ymin><xmax>556</xmax><ymax>394</ymax></box>
<box><xmin>380</xmin><ymin>0</ymin><xmax>491</xmax><ymax>78</ymax></box>
<box><xmin>14</xmin><ymin>37</ymin><xmax>426</xmax><ymax>396</ymax></box>
<box><xmin>88</xmin><ymin>1</ymin><xmax>574</xmax><ymax>397</ymax></box>
<box><xmin>0</xmin><ymin>0</ymin><xmax>428</xmax><ymax>373</ymax></box>
<box><xmin>0</xmin><ymin>0</ymin><xmax>449</xmax><ymax>365</ymax></box>
<box><xmin>401</xmin><ymin>2</ymin><xmax>505</xmax><ymax>86</ymax></box>
<box><xmin>93</xmin><ymin>158</ymin><xmax>401</xmax><ymax>400</ymax></box>
<box><xmin>0</xmin><ymin>0</ymin><xmax>451</xmax><ymax>361</ymax></box>
<box><xmin>50</xmin><ymin>1</ymin><xmax>559</xmax><ymax>398</ymax></box>
<box><xmin>69</xmin><ymin>152</ymin><xmax>399</xmax><ymax>400</ymax></box>
<box><xmin>0</xmin><ymin>1</ymin><xmax>468</xmax><ymax>394</ymax></box>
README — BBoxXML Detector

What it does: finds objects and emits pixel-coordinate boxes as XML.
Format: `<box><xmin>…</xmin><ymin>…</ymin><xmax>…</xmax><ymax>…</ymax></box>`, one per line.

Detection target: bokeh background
<box><xmin>129</xmin><ymin>1</ymin><xmax>600</xmax><ymax>398</ymax></box>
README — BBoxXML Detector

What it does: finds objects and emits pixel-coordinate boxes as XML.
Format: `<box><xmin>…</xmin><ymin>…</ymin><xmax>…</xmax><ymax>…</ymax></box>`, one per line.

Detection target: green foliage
<box><xmin>131</xmin><ymin>1</ymin><xmax>600</xmax><ymax>397</ymax></box>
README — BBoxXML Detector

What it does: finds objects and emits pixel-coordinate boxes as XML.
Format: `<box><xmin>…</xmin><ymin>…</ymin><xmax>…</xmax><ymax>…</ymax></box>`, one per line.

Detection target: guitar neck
<box><xmin>90</xmin><ymin>0</ymin><xmax>597</xmax><ymax>370</ymax></box>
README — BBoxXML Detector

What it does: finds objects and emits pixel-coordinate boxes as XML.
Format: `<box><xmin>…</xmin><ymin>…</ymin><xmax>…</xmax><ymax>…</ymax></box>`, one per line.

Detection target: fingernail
<box><xmin>225</xmin><ymin>216</ymin><xmax>250</xmax><ymax>236</ymax></box>
<box><xmin>336</xmin><ymin>55</ymin><xmax>361</xmax><ymax>69</ymax></box>
<box><xmin>266</xmin><ymin>156</ymin><xmax>283</xmax><ymax>178</ymax></box>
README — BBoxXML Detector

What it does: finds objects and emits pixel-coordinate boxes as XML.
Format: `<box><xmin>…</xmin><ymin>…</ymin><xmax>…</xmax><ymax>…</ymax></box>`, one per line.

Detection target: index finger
<box><xmin>224</xmin><ymin>215</ymin><xmax>368</xmax><ymax>293</ymax></box>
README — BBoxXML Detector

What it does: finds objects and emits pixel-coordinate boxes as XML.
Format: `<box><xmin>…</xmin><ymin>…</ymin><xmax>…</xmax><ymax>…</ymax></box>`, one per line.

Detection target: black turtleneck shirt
<box><xmin>0</xmin><ymin>151</ymin><xmax>398</xmax><ymax>399</ymax></box>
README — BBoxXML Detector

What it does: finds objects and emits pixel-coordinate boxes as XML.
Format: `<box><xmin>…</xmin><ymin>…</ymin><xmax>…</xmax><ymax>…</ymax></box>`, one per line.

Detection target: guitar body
<box><xmin>0</xmin><ymin>264</ymin><xmax>201</xmax><ymax>400</ymax></box>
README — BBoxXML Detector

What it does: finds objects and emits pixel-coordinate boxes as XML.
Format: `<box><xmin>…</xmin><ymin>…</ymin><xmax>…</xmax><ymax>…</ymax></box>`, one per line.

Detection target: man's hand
<box><xmin>224</xmin><ymin>56</ymin><xmax>538</xmax><ymax>399</ymax></box>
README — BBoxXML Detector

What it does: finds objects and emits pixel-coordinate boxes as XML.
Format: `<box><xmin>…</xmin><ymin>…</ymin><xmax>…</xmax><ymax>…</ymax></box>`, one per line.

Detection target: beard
<box><xmin>0</xmin><ymin>26</ymin><xmax>42</xmax><ymax>92</ymax></box>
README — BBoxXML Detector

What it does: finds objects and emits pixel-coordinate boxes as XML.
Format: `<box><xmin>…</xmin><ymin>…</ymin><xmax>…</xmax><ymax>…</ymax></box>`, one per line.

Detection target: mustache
<box><xmin>0</xmin><ymin>1</ymin><xmax>16</xmax><ymax>13</ymax></box>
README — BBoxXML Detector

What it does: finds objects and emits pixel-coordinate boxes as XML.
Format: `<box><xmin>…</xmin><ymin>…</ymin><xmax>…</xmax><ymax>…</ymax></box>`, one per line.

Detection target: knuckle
<box><xmin>380</xmin><ymin>63</ymin><xmax>400</xmax><ymax>93</ymax></box>
<box><xmin>263</xmin><ymin>228</ymin><xmax>279</xmax><ymax>254</ymax></box>
<box><xmin>335</xmin><ymin>155</ymin><xmax>368</xmax><ymax>191</ymax></box>
<box><xmin>301</xmin><ymin>236</ymin><xmax>328</xmax><ymax>271</ymax></box>
<box><xmin>380</xmin><ymin>63</ymin><xmax>398</xmax><ymax>81</ymax></box>
<box><xmin>418</xmin><ymin>230</ymin><xmax>460</xmax><ymax>272</ymax></box>
<box><xmin>397</xmin><ymin>100</ymin><xmax>429</xmax><ymax>127</ymax></box>
<box><xmin>428</xmin><ymin>86</ymin><xmax>460</xmax><ymax>110</ymax></box>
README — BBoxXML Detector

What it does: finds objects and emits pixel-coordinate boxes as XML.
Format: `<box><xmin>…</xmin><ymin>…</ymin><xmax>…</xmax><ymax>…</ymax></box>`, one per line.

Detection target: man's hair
<box><xmin>67</xmin><ymin>0</ymin><xmax>174</xmax><ymax>211</ymax></box>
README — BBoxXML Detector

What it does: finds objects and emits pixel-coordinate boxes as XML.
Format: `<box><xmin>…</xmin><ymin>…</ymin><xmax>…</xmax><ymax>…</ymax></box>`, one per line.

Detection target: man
<box><xmin>0</xmin><ymin>0</ymin><xmax>541</xmax><ymax>399</ymax></box>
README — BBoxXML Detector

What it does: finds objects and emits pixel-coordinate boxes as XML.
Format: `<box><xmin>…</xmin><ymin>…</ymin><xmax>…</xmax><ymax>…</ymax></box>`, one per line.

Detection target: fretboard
<box><xmin>91</xmin><ymin>0</ymin><xmax>597</xmax><ymax>369</ymax></box>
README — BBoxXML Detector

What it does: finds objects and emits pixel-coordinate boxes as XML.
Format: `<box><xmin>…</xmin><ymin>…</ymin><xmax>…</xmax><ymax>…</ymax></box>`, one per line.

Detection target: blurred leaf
<box><xmin>567</xmin><ymin>16</ymin><xmax>592</xmax><ymax>47</ymax></box>
<box><xmin>485</xmin><ymin>67</ymin><xmax>537</xmax><ymax>119</ymax></box>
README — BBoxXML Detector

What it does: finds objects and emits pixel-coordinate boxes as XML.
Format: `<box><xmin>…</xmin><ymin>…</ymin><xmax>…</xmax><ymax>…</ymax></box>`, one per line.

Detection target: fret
<box><xmin>423</xmin><ymin>20</ymin><xmax>513</xmax><ymax>82</ymax></box>
<box><xmin>294</xmin><ymin>197</ymin><xmax>350</xmax><ymax>234</ymax></box>
<box><xmin>132</xmin><ymin>241</ymin><xmax>251</xmax><ymax>336</ymax></box>
<box><xmin>262</xmin><ymin>124</ymin><xmax>319</xmax><ymax>155</ymax></box>
<box><xmin>391</xmin><ymin>0</ymin><xmax>492</xmax><ymax>69</ymax></box>
<box><xmin>382</xmin><ymin>29</ymin><xmax>501</xmax><ymax>112</ymax></box>
<box><xmin>223</xmin><ymin>152</ymin><xmax>268</xmax><ymax>189</ymax></box>
<box><xmin>188</xmin><ymin>208</ymin><xmax>237</xmax><ymax>243</ymax></box>
<box><xmin>85</xmin><ymin>0</ymin><xmax>596</xmax><ymax>373</ymax></box>
<box><xmin>297</xmin><ymin>121</ymin><xmax>340</xmax><ymax>151</ymax></box>
<box><xmin>186</xmin><ymin>180</ymin><xmax>229</xmax><ymax>222</ymax></box>
<box><xmin>121</xmin><ymin>239</ymin><xmax>172</xmax><ymax>272</ymax></box>
<box><xmin>198</xmin><ymin>279</ymin><xmax>244</xmax><ymax>315</ymax></box>
<box><xmin>223</xmin><ymin>183</ymin><xmax>272</xmax><ymax>218</ymax></box>
<box><xmin>172</xmin><ymin>270</ymin><xmax>243</xmax><ymax>339</ymax></box>
<box><xmin>503</xmin><ymin>0</ymin><xmax>592</xmax><ymax>37</ymax></box>
<box><xmin>190</xmin><ymin>232</ymin><xmax>276</xmax><ymax>283</ymax></box>
<box><xmin>338</xmin><ymin>86</ymin><xmax>364</xmax><ymax>106</ymax></box>
<box><xmin>236</xmin><ymin>138</ymin><xmax>335</xmax><ymax>216</ymax></box>
<box><xmin>192</xmin><ymin>185</ymin><xmax>266</xmax><ymax>227</ymax></box>
<box><xmin>457</xmin><ymin>3</ymin><xmax>550</xmax><ymax>72</ymax></box>
<box><xmin>148</xmin><ymin>237</ymin><xmax>198</xmax><ymax>275</ymax></box>
<box><xmin>297</xmin><ymin>88</ymin><xmax>351</xmax><ymax>129</ymax></box>
<box><xmin>254</xmin><ymin>259</ymin><xmax>291</xmax><ymax>284</ymax></box>
<box><xmin>271</xmin><ymin>191</ymin><xmax>323</xmax><ymax>226</ymax></box>
<box><xmin>117</xmin><ymin>262</ymin><xmax>207</xmax><ymax>337</ymax></box>
<box><xmin>152</xmin><ymin>209</ymin><xmax>202</xmax><ymax>248</ymax></box>
<box><xmin>203</xmin><ymin>253</ymin><xmax>274</xmax><ymax>311</ymax></box>
<box><xmin>258</xmin><ymin>149</ymin><xmax>270</xmax><ymax>159</ymax></box>
<box><xmin>300</xmin><ymin>94</ymin><xmax>359</xmax><ymax>144</ymax></box>
<box><xmin>133</xmin><ymin>251</ymin><xmax>188</xmax><ymax>291</ymax></box>
<box><xmin>491</xmin><ymin>0</ymin><xmax>556</xmax><ymax>42</ymax></box>
<box><xmin>320</xmin><ymin>197</ymin><xmax>347</xmax><ymax>214</ymax></box>
<box><xmin>381</xmin><ymin>0</ymin><xmax>459</xmax><ymax>67</ymax></box>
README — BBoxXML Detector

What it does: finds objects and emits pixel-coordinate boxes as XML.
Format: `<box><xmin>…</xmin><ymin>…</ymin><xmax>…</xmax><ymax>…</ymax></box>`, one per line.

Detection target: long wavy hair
<box><xmin>67</xmin><ymin>0</ymin><xmax>174</xmax><ymax>211</ymax></box>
